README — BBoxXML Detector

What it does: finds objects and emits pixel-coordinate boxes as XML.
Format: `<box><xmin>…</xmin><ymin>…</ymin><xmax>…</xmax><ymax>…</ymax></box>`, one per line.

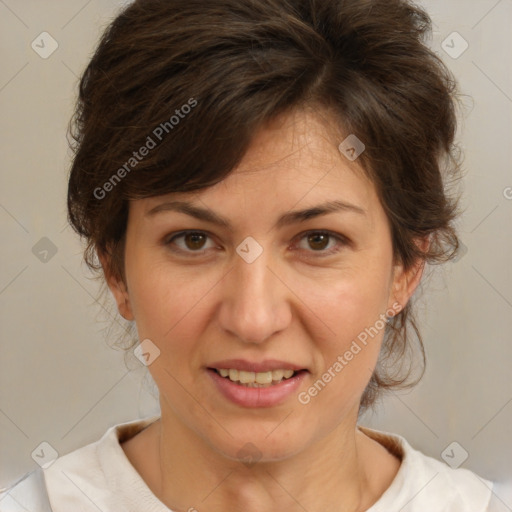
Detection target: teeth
<box><xmin>272</xmin><ymin>369</ymin><xmax>284</xmax><ymax>381</ymax></box>
<box><xmin>256</xmin><ymin>371</ymin><xmax>273</xmax><ymax>384</ymax></box>
<box><xmin>239</xmin><ymin>371</ymin><xmax>255</xmax><ymax>383</ymax></box>
<box><xmin>271</xmin><ymin>369</ymin><xmax>295</xmax><ymax>380</ymax></box>
<box><xmin>216</xmin><ymin>368</ymin><xmax>297</xmax><ymax>386</ymax></box>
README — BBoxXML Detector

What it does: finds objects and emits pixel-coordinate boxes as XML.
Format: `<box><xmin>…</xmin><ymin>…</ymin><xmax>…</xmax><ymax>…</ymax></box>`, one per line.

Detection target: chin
<box><xmin>205</xmin><ymin>426</ymin><xmax>310</xmax><ymax>465</ymax></box>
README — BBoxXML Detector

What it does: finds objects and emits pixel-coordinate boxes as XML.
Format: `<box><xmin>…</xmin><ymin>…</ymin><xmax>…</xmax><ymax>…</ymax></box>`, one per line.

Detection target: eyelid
<box><xmin>292</xmin><ymin>230</ymin><xmax>350</xmax><ymax>256</ymax></box>
<box><xmin>164</xmin><ymin>229</ymin><xmax>349</xmax><ymax>256</ymax></box>
<box><xmin>164</xmin><ymin>230</ymin><xmax>218</xmax><ymax>255</ymax></box>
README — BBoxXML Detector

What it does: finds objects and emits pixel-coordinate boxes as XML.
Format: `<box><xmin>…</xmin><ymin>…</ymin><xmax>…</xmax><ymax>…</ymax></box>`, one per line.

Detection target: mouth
<box><xmin>210</xmin><ymin>368</ymin><xmax>306</xmax><ymax>388</ymax></box>
<box><xmin>206</xmin><ymin>361</ymin><xmax>309</xmax><ymax>407</ymax></box>
<box><xmin>206</xmin><ymin>359</ymin><xmax>309</xmax><ymax>407</ymax></box>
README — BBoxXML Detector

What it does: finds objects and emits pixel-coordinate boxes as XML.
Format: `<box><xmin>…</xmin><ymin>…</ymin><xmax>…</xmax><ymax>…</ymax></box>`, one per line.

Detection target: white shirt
<box><xmin>0</xmin><ymin>415</ymin><xmax>499</xmax><ymax>511</ymax></box>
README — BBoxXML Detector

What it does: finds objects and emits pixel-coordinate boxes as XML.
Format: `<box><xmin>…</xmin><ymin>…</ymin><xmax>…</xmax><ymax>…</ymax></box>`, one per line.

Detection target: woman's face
<box><xmin>108</xmin><ymin>108</ymin><xmax>419</xmax><ymax>462</ymax></box>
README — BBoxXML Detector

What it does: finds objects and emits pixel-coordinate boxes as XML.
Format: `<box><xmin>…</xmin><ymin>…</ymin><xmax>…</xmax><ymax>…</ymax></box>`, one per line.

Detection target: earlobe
<box><xmin>111</xmin><ymin>281</ymin><xmax>135</xmax><ymax>321</ymax></box>
<box><xmin>98</xmin><ymin>251</ymin><xmax>135</xmax><ymax>321</ymax></box>
<box><xmin>390</xmin><ymin>258</ymin><xmax>425</xmax><ymax>311</ymax></box>
<box><xmin>388</xmin><ymin>237</ymin><xmax>429</xmax><ymax>312</ymax></box>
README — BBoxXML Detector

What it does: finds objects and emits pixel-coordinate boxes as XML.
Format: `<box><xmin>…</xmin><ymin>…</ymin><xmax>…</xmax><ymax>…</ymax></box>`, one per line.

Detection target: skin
<box><xmin>103</xmin><ymin>107</ymin><xmax>426</xmax><ymax>512</ymax></box>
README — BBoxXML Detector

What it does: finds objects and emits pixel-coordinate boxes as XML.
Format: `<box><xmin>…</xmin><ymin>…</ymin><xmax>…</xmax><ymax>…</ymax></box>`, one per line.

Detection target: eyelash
<box><xmin>164</xmin><ymin>230</ymin><xmax>349</xmax><ymax>258</ymax></box>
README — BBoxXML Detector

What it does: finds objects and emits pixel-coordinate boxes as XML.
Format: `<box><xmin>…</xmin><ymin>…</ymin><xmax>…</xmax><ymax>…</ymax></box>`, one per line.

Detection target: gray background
<box><xmin>1</xmin><ymin>0</ymin><xmax>511</xmax><ymax>507</ymax></box>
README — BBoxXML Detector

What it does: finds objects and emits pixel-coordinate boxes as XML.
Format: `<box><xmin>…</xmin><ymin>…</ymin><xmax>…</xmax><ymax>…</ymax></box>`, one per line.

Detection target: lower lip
<box><xmin>207</xmin><ymin>369</ymin><xmax>308</xmax><ymax>408</ymax></box>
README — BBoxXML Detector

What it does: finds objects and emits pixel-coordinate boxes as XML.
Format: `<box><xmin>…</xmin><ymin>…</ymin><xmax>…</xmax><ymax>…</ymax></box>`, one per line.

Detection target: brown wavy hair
<box><xmin>67</xmin><ymin>0</ymin><xmax>462</xmax><ymax>413</ymax></box>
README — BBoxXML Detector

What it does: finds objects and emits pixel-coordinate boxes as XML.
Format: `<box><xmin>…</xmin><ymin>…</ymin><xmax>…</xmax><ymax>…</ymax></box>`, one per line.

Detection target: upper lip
<box><xmin>208</xmin><ymin>359</ymin><xmax>307</xmax><ymax>373</ymax></box>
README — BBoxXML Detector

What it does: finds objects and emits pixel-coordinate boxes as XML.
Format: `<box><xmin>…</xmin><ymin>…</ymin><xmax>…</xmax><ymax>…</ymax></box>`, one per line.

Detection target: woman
<box><xmin>0</xmin><ymin>0</ymin><xmax>498</xmax><ymax>510</ymax></box>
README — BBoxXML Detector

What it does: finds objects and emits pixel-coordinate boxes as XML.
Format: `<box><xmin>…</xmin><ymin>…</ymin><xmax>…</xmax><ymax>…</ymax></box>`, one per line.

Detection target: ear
<box><xmin>388</xmin><ymin>237</ymin><xmax>429</xmax><ymax>314</ymax></box>
<box><xmin>98</xmin><ymin>250</ymin><xmax>135</xmax><ymax>321</ymax></box>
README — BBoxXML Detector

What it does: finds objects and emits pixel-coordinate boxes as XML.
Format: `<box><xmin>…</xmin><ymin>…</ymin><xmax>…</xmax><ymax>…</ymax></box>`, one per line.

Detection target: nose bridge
<box><xmin>219</xmin><ymin>240</ymin><xmax>290</xmax><ymax>344</ymax></box>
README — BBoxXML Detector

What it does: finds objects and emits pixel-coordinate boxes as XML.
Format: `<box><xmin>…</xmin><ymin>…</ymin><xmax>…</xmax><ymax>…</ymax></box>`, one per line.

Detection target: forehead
<box><xmin>136</xmin><ymin>108</ymin><xmax>381</xmax><ymax>225</ymax></box>
<box><xmin>227</xmin><ymin>107</ymin><xmax>363</xmax><ymax>178</ymax></box>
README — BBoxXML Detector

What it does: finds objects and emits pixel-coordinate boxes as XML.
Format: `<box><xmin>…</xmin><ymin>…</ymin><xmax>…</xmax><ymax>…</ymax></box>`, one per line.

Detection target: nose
<box><xmin>217</xmin><ymin>242</ymin><xmax>292</xmax><ymax>345</ymax></box>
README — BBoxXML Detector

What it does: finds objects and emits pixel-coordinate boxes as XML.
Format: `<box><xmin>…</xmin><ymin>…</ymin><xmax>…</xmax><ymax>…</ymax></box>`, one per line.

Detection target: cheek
<box><xmin>125</xmin><ymin>257</ymin><xmax>219</xmax><ymax>359</ymax></box>
<box><xmin>292</xmin><ymin>260</ymin><xmax>392</xmax><ymax>388</ymax></box>
<box><xmin>300</xmin><ymin>287</ymin><xmax>388</xmax><ymax>414</ymax></box>
<box><xmin>297</xmin><ymin>262</ymin><xmax>391</xmax><ymax>340</ymax></box>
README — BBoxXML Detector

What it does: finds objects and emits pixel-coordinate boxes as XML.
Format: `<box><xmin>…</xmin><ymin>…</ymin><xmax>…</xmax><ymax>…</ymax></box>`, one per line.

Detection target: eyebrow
<box><xmin>146</xmin><ymin>199</ymin><xmax>366</xmax><ymax>230</ymax></box>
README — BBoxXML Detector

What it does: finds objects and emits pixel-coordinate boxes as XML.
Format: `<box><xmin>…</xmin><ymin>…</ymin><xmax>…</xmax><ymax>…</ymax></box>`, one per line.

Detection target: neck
<box><xmin>150</xmin><ymin>409</ymin><xmax>376</xmax><ymax>512</ymax></box>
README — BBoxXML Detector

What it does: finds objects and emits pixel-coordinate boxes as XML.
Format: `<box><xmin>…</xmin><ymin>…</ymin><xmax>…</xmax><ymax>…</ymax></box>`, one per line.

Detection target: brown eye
<box><xmin>307</xmin><ymin>233</ymin><xmax>330</xmax><ymax>251</ymax></box>
<box><xmin>295</xmin><ymin>231</ymin><xmax>348</xmax><ymax>256</ymax></box>
<box><xmin>184</xmin><ymin>232</ymin><xmax>207</xmax><ymax>250</ymax></box>
<box><xmin>165</xmin><ymin>231</ymin><xmax>215</xmax><ymax>254</ymax></box>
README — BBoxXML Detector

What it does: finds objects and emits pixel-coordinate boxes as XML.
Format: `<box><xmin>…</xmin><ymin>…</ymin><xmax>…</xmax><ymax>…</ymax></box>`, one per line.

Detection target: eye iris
<box><xmin>185</xmin><ymin>232</ymin><xmax>206</xmax><ymax>250</ymax></box>
<box><xmin>308</xmin><ymin>233</ymin><xmax>329</xmax><ymax>251</ymax></box>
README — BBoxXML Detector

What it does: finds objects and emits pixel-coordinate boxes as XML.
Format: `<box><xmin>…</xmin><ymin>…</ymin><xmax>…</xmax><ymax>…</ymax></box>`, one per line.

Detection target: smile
<box><xmin>207</xmin><ymin>367</ymin><xmax>309</xmax><ymax>407</ymax></box>
<box><xmin>215</xmin><ymin>368</ymin><xmax>296</xmax><ymax>387</ymax></box>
